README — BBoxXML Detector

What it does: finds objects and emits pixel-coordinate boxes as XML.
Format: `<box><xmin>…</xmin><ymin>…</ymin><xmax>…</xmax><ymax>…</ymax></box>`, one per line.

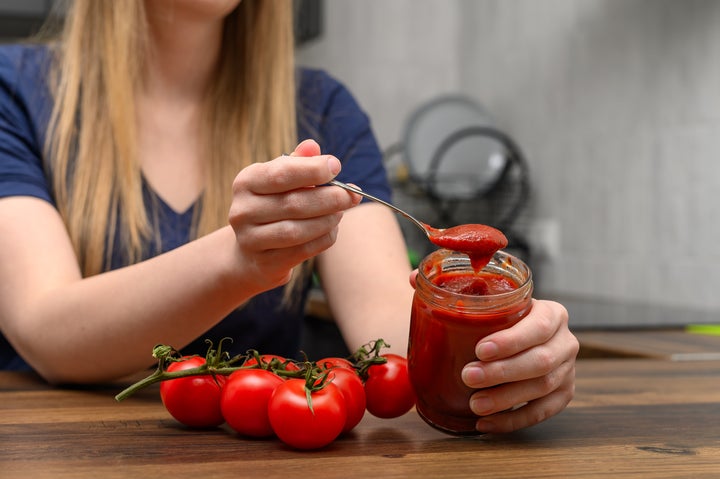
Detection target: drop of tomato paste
<box><xmin>425</xmin><ymin>223</ymin><xmax>508</xmax><ymax>271</ymax></box>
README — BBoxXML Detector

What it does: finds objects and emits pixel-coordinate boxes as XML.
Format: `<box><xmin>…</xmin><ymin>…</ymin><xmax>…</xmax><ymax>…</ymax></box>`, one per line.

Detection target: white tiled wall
<box><xmin>297</xmin><ymin>1</ymin><xmax>461</xmax><ymax>147</ymax></box>
<box><xmin>298</xmin><ymin>0</ymin><xmax>720</xmax><ymax>312</ymax></box>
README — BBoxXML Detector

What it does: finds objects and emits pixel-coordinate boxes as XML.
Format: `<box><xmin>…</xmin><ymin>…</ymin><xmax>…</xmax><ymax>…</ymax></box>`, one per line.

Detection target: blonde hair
<box><xmin>45</xmin><ymin>1</ymin><xmax>300</xmax><ymax>288</ymax></box>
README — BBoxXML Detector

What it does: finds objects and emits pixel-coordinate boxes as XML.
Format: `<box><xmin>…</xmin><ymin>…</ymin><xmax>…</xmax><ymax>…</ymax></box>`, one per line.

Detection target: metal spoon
<box><xmin>328</xmin><ymin>179</ymin><xmax>508</xmax><ymax>259</ymax></box>
<box><xmin>328</xmin><ymin>179</ymin><xmax>431</xmax><ymax>237</ymax></box>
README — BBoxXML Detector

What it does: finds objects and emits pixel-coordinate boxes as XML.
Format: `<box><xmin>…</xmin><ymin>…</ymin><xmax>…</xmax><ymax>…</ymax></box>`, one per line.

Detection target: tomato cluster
<box><xmin>151</xmin><ymin>342</ymin><xmax>416</xmax><ymax>450</ymax></box>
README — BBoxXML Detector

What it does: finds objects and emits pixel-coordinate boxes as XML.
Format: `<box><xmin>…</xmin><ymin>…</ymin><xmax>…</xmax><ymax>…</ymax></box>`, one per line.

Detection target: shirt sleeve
<box><xmin>0</xmin><ymin>45</ymin><xmax>54</xmax><ymax>204</ymax></box>
<box><xmin>296</xmin><ymin>68</ymin><xmax>392</xmax><ymax>204</ymax></box>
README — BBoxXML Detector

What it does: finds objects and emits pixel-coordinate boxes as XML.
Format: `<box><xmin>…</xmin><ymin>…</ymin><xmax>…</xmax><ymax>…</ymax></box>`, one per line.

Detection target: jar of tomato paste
<box><xmin>407</xmin><ymin>249</ymin><xmax>533</xmax><ymax>435</ymax></box>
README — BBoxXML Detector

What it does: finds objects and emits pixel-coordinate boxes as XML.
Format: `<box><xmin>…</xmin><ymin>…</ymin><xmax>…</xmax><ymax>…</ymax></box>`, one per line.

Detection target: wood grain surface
<box><xmin>1</xmin><ymin>359</ymin><xmax>719</xmax><ymax>478</ymax></box>
<box><xmin>576</xmin><ymin>329</ymin><xmax>720</xmax><ymax>360</ymax></box>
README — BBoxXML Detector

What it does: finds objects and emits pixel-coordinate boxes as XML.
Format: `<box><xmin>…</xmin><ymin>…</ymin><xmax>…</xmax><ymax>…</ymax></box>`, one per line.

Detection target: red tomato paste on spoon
<box><xmin>424</xmin><ymin>223</ymin><xmax>508</xmax><ymax>272</ymax></box>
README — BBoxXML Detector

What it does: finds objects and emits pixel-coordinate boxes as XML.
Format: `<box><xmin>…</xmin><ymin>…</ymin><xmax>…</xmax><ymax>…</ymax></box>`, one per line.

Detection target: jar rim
<box><xmin>416</xmin><ymin>249</ymin><xmax>533</xmax><ymax>306</ymax></box>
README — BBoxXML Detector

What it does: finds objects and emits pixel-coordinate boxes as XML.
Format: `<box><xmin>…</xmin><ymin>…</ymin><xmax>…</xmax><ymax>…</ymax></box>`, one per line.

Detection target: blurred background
<box><xmin>3</xmin><ymin>0</ymin><xmax>719</xmax><ymax>331</ymax></box>
<box><xmin>0</xmin><ymin>1</ymin><xmax>51</xmax><ymax>40</ymax></box>
<box><xmin>296</xmin><ymin>0</ymin><xmax>720</xmax><ymax>330</ymax></box>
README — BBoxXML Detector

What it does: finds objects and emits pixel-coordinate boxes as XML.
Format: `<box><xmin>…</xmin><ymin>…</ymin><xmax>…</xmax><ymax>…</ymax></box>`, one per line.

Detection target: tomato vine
<box><xmin>114</xmin><ymin>338</ymin><xmax>414</xmax><ymax>449</ymax></box>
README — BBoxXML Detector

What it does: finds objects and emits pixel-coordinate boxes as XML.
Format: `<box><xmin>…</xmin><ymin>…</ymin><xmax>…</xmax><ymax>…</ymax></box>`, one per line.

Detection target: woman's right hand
<box><xmin>228</xmin><ymin>139</ymin><xmax>360</xmax><ymax>291</ymax></box>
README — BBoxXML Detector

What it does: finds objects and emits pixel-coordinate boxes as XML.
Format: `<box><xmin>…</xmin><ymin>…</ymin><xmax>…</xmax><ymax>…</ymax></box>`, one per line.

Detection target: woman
<box><xmin>0</xmin><ymin>0</ymin><xmax>578</xmax><ymax>433</ymax></box>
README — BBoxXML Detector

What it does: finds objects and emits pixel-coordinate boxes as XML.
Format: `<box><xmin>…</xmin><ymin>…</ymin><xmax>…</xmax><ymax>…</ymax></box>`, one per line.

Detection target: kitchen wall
<box><xmin>297</xmin><ymin>0</ymin><xmax>720</xmax><ymax>314</ymax></box>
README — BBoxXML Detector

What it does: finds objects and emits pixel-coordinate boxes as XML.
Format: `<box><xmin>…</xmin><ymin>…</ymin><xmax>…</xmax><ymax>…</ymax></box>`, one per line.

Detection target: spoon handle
<box><xmin>328</xmin><ymin>179</ymin><xmax>429</xmax><ymax>236</ymax></box>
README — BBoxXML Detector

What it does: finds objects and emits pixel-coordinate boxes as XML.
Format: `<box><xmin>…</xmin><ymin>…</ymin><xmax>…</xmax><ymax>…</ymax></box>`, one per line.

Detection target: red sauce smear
<box><xmin>425</xmin><ymin>223</ymin><xmax>508</xmax><ymax>272</ymax></box>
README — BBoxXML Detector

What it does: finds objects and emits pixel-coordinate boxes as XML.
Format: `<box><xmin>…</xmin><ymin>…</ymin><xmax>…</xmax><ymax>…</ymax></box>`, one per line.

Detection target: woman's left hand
<box><xmin>459</xmin><ymin>299</ymin><xmax>578</xmax><ymax>433</ymax></box>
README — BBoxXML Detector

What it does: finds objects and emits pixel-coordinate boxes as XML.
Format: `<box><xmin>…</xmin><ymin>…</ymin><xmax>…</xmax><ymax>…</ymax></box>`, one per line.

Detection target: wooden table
<box><xmin>1</xmin><ymin>360</ymin><xmax>719</xmax><ymax>478</ymax></box>
<box><xmin>576</xmin><ymin>329</ymin><xmax>720</xmax><ymax>360</ymax></box>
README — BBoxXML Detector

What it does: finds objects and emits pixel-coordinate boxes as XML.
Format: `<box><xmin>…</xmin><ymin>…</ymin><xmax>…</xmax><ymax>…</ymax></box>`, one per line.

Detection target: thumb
<box><xmin>291</xmin><ymin>139</ymin><xmax>321</xmax><ymax>157</ymax></box>
<box><xmin>409</xmin><ymin>270</ymin><xmax>419</xmax><ymax>289</ymax></box>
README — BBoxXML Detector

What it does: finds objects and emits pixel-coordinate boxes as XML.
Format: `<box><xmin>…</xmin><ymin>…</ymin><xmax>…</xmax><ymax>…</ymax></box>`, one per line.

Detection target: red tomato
<box><xmin>327</xmin><ymin>367</ymin><xmax>366</xmax><ymax>433</ymax></box>
<box><xmin>268</xmin><ymin>378</ymin><xmax>347</xmax><ymax>450</ymax></box>
<box><xmin>364</xmin><ymin>354</ymin><xmax>416</xmax><ymax>419</ymax></box>
<box><xmin>221</xmin><ymin>369</ymin><xmax>284</xmax><ymax>437</ymax></box>
<box><xmin>243</xmin><ymin>354</ymin><xmax>301</xmax><ymax>372</ymax></box>
<box><xmin>317</xmin><ymin>357</ymin><xmax>355</xmax><ymax>371</ymax></box>
<box><xmin>159</xmin><ymin>356</ymin><xmax>226</xmax><ymax>428</ymax></box>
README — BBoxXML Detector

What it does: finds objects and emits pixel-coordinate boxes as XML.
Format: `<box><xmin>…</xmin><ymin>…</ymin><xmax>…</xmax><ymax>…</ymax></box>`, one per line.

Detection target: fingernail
<box><xmin>470</xmin><ymin>395</ymin><xmax>494</xmax><ymax>415</ymax></box>
<box><xmin>461</xmin><ymin>365</ymin><xmax>485</xmax><ymax>387</ymax></box>
<box><xmin>476</xmin><ymin>341</ymin><xmax>499</xmax><ymax>360</ymax></box>
<box><xmin>327</xmin><ymin>157</ymin><xmax>341</xmax><ymax>176</ymax></box>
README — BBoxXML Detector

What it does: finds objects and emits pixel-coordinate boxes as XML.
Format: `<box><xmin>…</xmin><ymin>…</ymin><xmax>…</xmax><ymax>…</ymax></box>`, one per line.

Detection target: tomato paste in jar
<box><xmin>408</xmin><ymin>249</ymin><xmax>533</xmax><ymax>435</ymax></box>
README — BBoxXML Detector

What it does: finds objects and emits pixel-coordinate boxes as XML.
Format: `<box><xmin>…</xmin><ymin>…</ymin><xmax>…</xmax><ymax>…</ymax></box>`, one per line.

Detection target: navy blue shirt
<box><xmin>0</xmin><ymin>44</ymin><xmax>391</xmax><ymax>370</ymax></box>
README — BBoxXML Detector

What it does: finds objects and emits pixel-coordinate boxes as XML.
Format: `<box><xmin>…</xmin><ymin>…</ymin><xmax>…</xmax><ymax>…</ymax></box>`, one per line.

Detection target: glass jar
<box><xmin>407</xmin><ymin>249</ymin><xmax>533</xmax><ymax>435</ymax></box>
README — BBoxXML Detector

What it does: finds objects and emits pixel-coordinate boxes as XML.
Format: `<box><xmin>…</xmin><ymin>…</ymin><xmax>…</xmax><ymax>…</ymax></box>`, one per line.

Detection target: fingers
<box><xmin>473</xmin><ymin>300</ymin><xmax>570</xmax><ymax>362</ymax></box>
<box><xmin>239</xmin><ymin>211</ymin><xmax>344</xmax><ymax>250</ymax></box>
<box><xmin>233</xmin><ymin>138</ymin><xmax>339</xmax><ymax>197</ymax></box>
<box><xmin>459</xmin><ymin>299</ymin><xmax>579</xmax><ymax>433</ymax></box>
<box><xmin>231</xmin><ymin>180</ymin><xmax>355</xmax><ymax>225</ymax></box>
<box><xmin>462</xmin><ymin>315</ymin><xmax>578</xmax><ymax>388</ymax></box>
<box><xmin>233</xmin><ymin>154</ymin><xmax>341</xmax><ymax>196</ymax></box>
<box><xmin>227</xmin><ymin>140</ymin><xmax>361</xmax><ymax>290</ymax></box>
<box><xmin>468</xmin><ymin>358</ymin><xmax>575</xmax><ymax>417</ymax></box>
<box><xmin>473</xmin><ymin>363</ymin><xmax>576</xmax><ymax>433</ymax></box>
<box><xmin>230</xmin><ymin>140</ymin><xmax>359</xmax><ymax>229</ymax></box>
<box><xmin>249</xmin><ymin>225</ymin><xmax>342</xmax><ymax>285</ymax></box>
<box><xmin>228</xmin><ymin>209</ymin><xmax>344</xmax><ymax>291</ymax></box>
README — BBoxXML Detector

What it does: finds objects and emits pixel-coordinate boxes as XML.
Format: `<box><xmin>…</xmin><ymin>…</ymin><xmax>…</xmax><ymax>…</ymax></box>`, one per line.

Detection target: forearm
<box><xmin>318</xmin><ymin>204</ymin><xmax>414</xmax><ymax>356</ymax></box>
<box><xmin>1</xmin><ymin>151</ymin><xmax>359</xmax><ymax>383</ymax></box>
<box><xmin>8</xmin><ymin>226</ymin><xmax>259</xmax><ymax>383</ymax></box>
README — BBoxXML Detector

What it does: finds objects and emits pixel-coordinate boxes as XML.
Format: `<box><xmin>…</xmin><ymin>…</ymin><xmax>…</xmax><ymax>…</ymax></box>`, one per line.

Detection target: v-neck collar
<box><xmin>142</xmin><ymin>177</ymin><xmax>198</xmax><ymax>219</ymax></box>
